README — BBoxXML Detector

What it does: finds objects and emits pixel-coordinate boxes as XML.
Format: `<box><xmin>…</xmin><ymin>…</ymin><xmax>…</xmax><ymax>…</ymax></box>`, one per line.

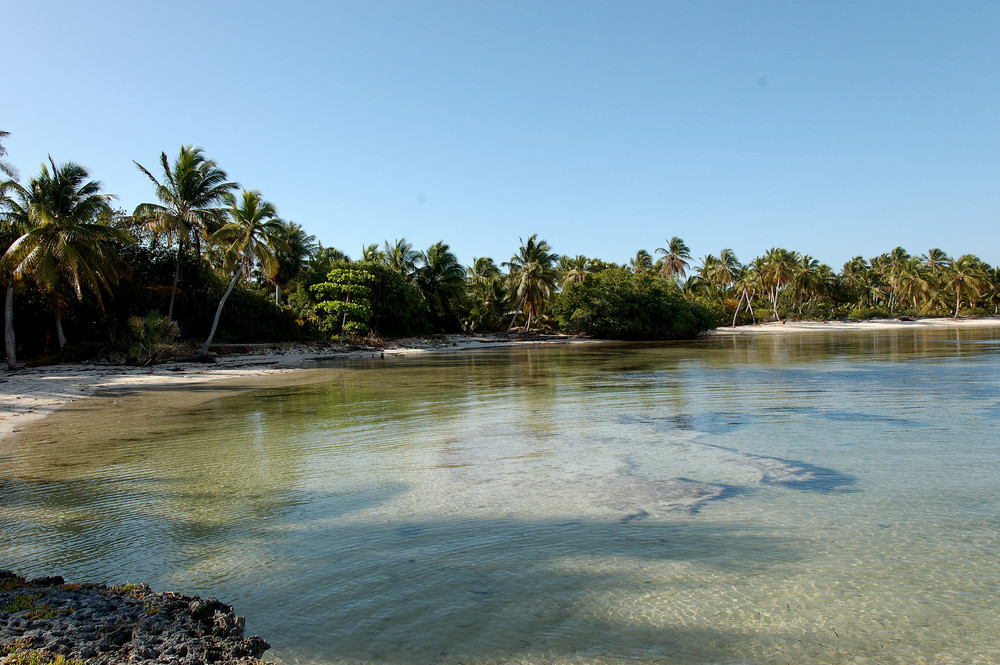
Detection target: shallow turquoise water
<box><xmin>2</xmin><ymin>326</ymin><xmax>1000</xmax><ymax>664</ymax></box>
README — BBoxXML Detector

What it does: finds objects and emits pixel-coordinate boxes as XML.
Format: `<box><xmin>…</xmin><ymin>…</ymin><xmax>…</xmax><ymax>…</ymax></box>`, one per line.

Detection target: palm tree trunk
<box><xmin>506</xmin><ymin>299</ymin><xmax>524</xmax><ymax>333</ymax></box>
<box><xmin>954</xmin><ymin>286</ymin><xmax>961</xmax><ymax>318</ymax></box>
<box><xmin>198</xmin><ymin>264</ymin><xmax>242</xmax><ymax>356</ymax></box>
<box><xmin>5</xmin><ymin>285</ymin><xmax>16</xmax><ymax>369</ymax></box>
<box><xmin>55</xmin><ymin>316</ymin><xmax>67</xmax><ymax>349</ymax></box>
<box><xmin>167</xmin><ymin>239</ymin><xmax>184</xmax><ymax>321</ymax></box>
<box><xmin>274</xmin><ymin>283</ymin><xmax>281</xmax><ymax>305</ymax></box>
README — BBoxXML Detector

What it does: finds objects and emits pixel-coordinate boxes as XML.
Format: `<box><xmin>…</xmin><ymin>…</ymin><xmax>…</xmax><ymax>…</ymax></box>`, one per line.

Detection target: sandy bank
<box><xmin>0</xmin><ymin>334</ymin><xmax>584</xmax><ymax>444</ymax></box>
<box><xmin>710</xmin><ymin>316</ymin><xmax>1000</xmax><ymax>335</ymax></box>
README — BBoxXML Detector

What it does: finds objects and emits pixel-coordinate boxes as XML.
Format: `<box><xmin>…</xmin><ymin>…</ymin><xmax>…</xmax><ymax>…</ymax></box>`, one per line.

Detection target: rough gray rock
<box><xmin>0</xmin><ymin>570</ymin><xmax>272</xmax><ymax>664</ymax></box>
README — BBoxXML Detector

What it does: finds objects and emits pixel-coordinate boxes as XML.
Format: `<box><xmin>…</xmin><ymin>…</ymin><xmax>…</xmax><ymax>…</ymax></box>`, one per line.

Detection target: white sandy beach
<box><xmin>2</xmin><ymin>319</ymin><xmax>998</xmax><ymax>443</ymax></box>
<box><xmin>710</xmin><ymin>316</ymin><xmax>1000</xmax><ymax>335</ymax></box>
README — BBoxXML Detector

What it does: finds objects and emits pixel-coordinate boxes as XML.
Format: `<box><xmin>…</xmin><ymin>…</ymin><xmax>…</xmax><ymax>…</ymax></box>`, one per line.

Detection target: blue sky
<box><xmin>4</xmin><ymin>1</ymin><xmax>999</xmax><ymax>270</ymax></box>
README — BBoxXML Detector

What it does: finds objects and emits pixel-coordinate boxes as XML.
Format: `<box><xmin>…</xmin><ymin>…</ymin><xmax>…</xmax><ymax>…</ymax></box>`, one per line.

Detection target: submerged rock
<box><xmin>0</xmin><ymin>570</ymin><xmax>272</xmax><ymax>664</ymax></box>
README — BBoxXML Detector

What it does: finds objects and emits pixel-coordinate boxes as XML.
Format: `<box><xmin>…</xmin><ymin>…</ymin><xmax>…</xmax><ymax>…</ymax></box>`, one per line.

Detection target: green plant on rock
<box><xmin>0</xmin><ymin>641</ymin><xmax>86</xmax><ymax>665</ymax></box>
<box><xmin>128</xmin><ymin>312</ymin><xmax>180</xmax><ymax>365</ymax></box>
<box><xmin>2</xmin><ymin>593</ymin><xmax>40</xmax><ymax>613</ymax></box>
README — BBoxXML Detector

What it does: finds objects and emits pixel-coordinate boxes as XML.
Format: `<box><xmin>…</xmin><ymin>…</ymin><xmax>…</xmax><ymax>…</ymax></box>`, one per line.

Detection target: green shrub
<box><xmin>553</xmin><ymin>268</ymin><xmax>716</xmax><ymax>339</ymax></box>
<box><xmin>128</xmin><ymin>312</ymin><xmax>180</xmax><ymax>365</ymax></box>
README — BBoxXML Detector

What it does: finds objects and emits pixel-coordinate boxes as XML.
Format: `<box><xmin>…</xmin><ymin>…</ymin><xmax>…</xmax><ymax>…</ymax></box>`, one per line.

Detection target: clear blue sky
<box><xmin>4</xmin><ymin>0</ymin><xmax>999</xmax><ymax>270</ymax></box>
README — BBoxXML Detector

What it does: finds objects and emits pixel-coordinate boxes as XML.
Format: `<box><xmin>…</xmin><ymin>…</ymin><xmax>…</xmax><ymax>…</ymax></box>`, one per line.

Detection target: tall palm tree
<box><xmin>0</xmin><ymin>130</ymin><xmax>18</xmax><ymax>180</ymax></box>
<box><xmin>1</xmin><ymin>178</ymin><xmax>29</xmax><ymax>367</ymax></box>
<box><xmin>1</xmin><ymin>158</ymin><xmax>131</xmax><ymax>350</ymax></box>
<box><xmin>384</xmin><ymin>238</ymin><xmax>419</xmax><ymax>277</ymax></box>
<box><xmin>270</xmin><ymin>221</ymin><xmax>317</xmax><ymax>304</ymax></box>
<box><xmin>198</xmin><ymin>190</ymin><xmax>287</xmax><ymax>355</ymax></box>
<box><xmin>503</xmin><ymin>234</ymin><xmax>559</xmax><ymax>331</ymax></box>
<box><xmin>133</xmin><ymin>146</ymin><xmax>237</xmax><ymax>320</ymax></box>
<box><xmin>654</xmin><ymin>236</ymin><xmax>691</xmax><ymax>280</ymax></box>
<box><xmin>415</xmin><ymin>241</ymin><xmax>466</xmax><ymax>329</ymax></box>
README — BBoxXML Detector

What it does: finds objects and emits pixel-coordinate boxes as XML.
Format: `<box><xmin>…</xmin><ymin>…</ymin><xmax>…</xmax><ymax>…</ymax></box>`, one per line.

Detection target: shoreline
<box><xmin>0</xmin><ymin>333</ymin><xmax>587</xmax><ymax>444</ymax></box>
<box><xmin>709</xmin><ymin>315</ymin><xmax>1000</xmax><ymax>335</ymax></box>
<box><xmin>2</xmin><ymin>318</ymin><xmax>998</xmax><ymax>444</ymax></box>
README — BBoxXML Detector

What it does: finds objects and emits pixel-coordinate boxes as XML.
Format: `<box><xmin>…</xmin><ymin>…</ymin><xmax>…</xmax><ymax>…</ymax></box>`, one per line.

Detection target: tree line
<box><xmin>2</xmin><ymin>135</ymin><xmax>997</xmax><ymax>367</ymax></box>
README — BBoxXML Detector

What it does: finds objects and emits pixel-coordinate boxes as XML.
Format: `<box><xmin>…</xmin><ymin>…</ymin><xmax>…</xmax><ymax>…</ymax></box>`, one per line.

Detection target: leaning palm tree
<box><xmin>503</xmin><ymin>234</ymin><xmax>559</xmax><ymax>331</ymax></box>
<box><xmin>133</xmin><ymin>146</ymin><xmax>237</xmax><ymax>320</ymax></box>
<box><xmin>1</xmin><ymin>158</ymin><xmax>132</xmax><ymax>350</ymax></box>
<box><xmin>654</xmin><ymin>236</ymin><xmax>691</xmax><ymax>280</ymax></box>
<box><xmin>197</xmin><ymin>190</ymin><xmax>288</xmax><ymax>356</ymax></box>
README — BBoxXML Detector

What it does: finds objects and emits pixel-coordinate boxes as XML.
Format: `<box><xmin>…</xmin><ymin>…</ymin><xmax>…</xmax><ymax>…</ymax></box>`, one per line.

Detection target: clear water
<box><xmin>2</xmin><ymin>327</ymin><xmax>999</xmax><ymax>664</ymax></box>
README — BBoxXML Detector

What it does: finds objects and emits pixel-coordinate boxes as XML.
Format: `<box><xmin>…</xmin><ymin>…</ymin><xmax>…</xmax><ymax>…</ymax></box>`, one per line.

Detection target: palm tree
<box><xmin>198</xmin><ymin>190</ymin><xmax>287</xmax><ymax>355</ymax></box>
<box><xmin>654</xmin><ymin>236</ymin><xmax>691</xmax><ymax>280</ymax></box>
<box><xmin>361</xmin><ymin>243</ymin><xmax>386</xmax><ymax>264</ymax></box>
<box><xmin>384</xmin><ymin>238</ymin><xmax>419</xmax><ymax>277</ymax></box>
<box><xmin>730</xmin><ymin>263</ymin><xmax>759</xmax><ymax>326</ymax></box>
<box><xmin>503</xmin><ymin>234</ymin><xmax>559</xmax><ymax>331</ymax></box>
<box><xmin>1</xmin><ymin>178</ymin><xmax>29</xmax><ymax>367</ymax></box>
<box><xmin>466</xmin><ymin>257</ymin><xmax>507</xmax><ymax>331</ymax></box>
<box><xmin>558</xmin><ymin>255</ymin><xmax>592</xmax><ymax>288</ymax></box>
<box><xmin>133</xmin><ymin>146</ymin><xmax>237</xmax><ymax>320</ymax></box>
<box><xmin>0</xmin><ymin>131</ymin><xmax>18</xmax><ymax>180</ymax></box>
<box><xmin>629</xmin><ymin>249</ymin><xmax>653</xmax><ymax>274</ymax></box>
<box><xmin>942</xmin><ymin>254</ymin><xmax>988</xmax><ymax>318</ymax></box>
<box><xmin>270</xmin><ymin>221</ymin><xmax>317</xmax><ymax>304</ymax></box>
<box><xmin>1</xmin><ymin>158</ymin><xmax>132</xmax><ymax>350</ymax></box>
<box><xmin>760</xmin><ymin>247</ymin><xmax>797</xmax><ymax>322</ymax></box>
<box><xmin>414</xmin><ymin>241</ymin><xmax>465</xmax><ymax>330</ymax></box>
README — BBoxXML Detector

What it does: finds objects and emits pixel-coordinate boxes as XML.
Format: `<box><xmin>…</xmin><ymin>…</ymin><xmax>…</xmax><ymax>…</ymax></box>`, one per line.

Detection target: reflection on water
<box><xmin>2</xmin><ymin>326</ymin><xmax>1000</xmax><ymax>664</ymax></box>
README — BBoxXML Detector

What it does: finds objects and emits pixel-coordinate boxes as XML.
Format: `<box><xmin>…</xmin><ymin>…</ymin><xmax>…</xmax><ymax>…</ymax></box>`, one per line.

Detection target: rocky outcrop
<box><xmin>0</xmin><ymin>571</ymin><xmax>272</xmax><ymax>664</ymax></box>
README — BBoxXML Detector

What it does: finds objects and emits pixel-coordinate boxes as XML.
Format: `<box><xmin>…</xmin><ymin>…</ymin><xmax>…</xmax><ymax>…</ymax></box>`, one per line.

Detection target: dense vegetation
<box><xmin>2</xmin><ymin>134</ymin><xmax>999</xmax><ymax>367</ymax></box>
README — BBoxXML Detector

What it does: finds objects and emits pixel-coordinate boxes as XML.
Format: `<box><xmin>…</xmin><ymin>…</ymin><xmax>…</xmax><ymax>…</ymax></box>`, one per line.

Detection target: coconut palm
<box><xmin>1</xmin><ymin>158</ymin><xmax>132</xmax><ymax>350</ymax></box>
<box><xmin>558</xmin><ymin>255</ymin><xmax>592</xmax><ymax>288</ymax></box>
<box><xmin>361</xmin><ymin>243</ymin><xmax>386</xmax><ymax>264</ymax></box>
<box><xmin>629</xmin><ymin>249</ymin><xmax>653</xmax><ymax>274</ymax></box>
<box><xmin>654</xmin><ymin>236</ymin><xmax>691</xmax><ymax>280</ymax></box>
<box><xmin>942</xmin><ymin>254</ymin><xmax>988</xmax><ymax>318</ymax></box>
<box><xmin>415</xmin><ymin>241</ymin><xmax>465</xmax><ymax>329</ymax></box>
<box><xmin>466</xmin><ymin>257</ymin><xmax>507</xmax><ymax>331</ymax></box>
<box><xmin>503</xmin><ymin>234</ymin><xmax>559</xmax><ymax>331</ymax></box>
<box><xmin>1</xmin><ymin>178</ymin><xmax>29</xmax><ymax>367</ymax></box>
<box><xmin>270</xmin><ymin>221</ymin><xmax>317</xmax><ymax>304</ymax></box>
<box><xmin>0</xmin><ymin>130</ymin><xmax>18</xmax><ymax>180</ymax></box>
<box><xmin>198</xmin><ymin>190</ymin><xmax>288</xmax><ymax>355</ymax></box>
<box><xmin>759</xmin><ymin>247</ymin><xmax>797</xmax><ymax>321</ymax></box>
<box><xmin>730</xmin><ymin>263</ymin><xmax>760</xmax><ymax>326</ymax></box>
<box><xmin>133</xmin><ymin>146</ymin><xmax>237</xmax><ymax>320</ymax></box>
<box><xmin>384</xmin><ymin>238</ymin><xmax>419</xmax><ymax>277</ymax></box>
